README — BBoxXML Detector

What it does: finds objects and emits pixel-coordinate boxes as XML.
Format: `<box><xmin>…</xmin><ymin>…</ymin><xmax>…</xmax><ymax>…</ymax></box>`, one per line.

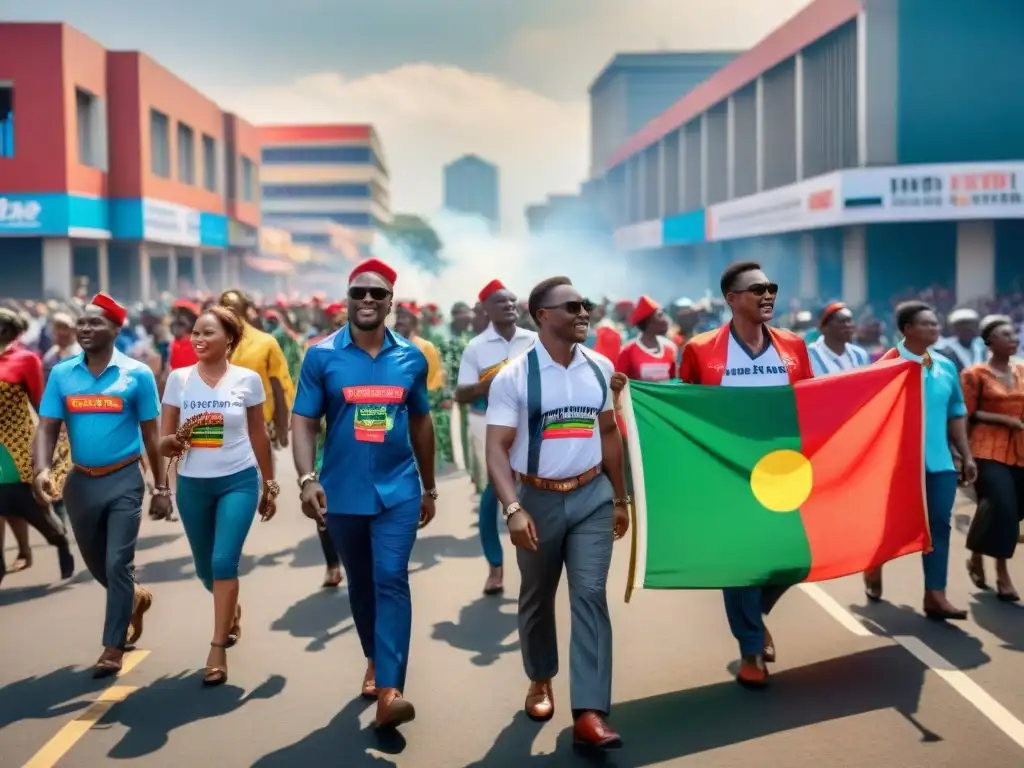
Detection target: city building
<box><xmin>0</xmin><ymin>22</ymin><xmax>263</xmax><ymax>300</ymax></box>
<box><xmin>525</xmin><ymin>192</ymin><xmax>609</xmax><ymax>237</ymax></box>
<box><xmin>596</xmin><ymin>0</ymin><xmax>1024</xmax><ymax>306</ymax></box>
<box><xmin>258</xmin><ymin>124</ymin><xmax>390</xmax><ymax>256</ymax></box>
<box><xmin>589</xmin><ymin>51</ymin><xmax>740</xmax><ymax>179</ymax></box>
<box><xmin>443</xmin><ymin>154</ymin><xmax>499</xmax><ymax>231</ymax></box>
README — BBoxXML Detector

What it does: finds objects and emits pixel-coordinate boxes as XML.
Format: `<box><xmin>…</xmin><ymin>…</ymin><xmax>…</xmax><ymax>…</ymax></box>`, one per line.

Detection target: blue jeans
<box><xmin>479</xmin><ymin>484</ymin><xmax>502</xmax><ymax>568</ymax></box>
<box><xmin>326</xmin><ymin>497</ymin><xmax>420</xmax><ymax>691</ymax></box>
<box><xmin>723</xmin><ymin>585</ymin><xmax>789</xmax><ymax>656</ymax></box>
<box><xmin>923</xmin><ymin>470</ymin><xmax>958</xmax><ymax>591</ymax></box>
<box><xmin>176</xmin><ymin>467</ymin><xmax>260</xmax><ymax>591</ymax></box>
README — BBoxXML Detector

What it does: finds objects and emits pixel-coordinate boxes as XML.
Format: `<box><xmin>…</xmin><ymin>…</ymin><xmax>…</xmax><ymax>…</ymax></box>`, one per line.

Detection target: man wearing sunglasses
<box><xmin>290</xmin><ymin>258</ymin><xmax>437</xmax><ymax>731</ymax></box>
<box><xmin>455</xmin><ymin>279</ymin><xmax>537</xmax><ymax>596</ymax></box>
<box><xmin>486</xmin><ymin>276</ymin><xmax>629</xmax><ymax>750</ymax></box>
<box><xmin>679</xmin><ymin>261</ymin><xmax>813</xmax><ymax>688</ymax></box>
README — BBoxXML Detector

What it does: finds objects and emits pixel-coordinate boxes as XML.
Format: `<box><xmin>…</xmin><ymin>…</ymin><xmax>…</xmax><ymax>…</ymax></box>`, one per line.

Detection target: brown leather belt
<box><xmin>517</xmin><ymin>465</ymin><xmax>601</xmax><ymax>493</ymax></box>
<box><xmin>73</xmin><ymin>455</ymin><xmax>141</xmax><ymax>478</ymax></box>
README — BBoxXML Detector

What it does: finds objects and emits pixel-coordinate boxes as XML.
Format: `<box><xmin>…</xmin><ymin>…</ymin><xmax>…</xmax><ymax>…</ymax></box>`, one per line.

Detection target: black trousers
<box><xmin>0</xmin><ymin>482</ymin><xmax>69</xmax><ymax>584</ymax></box>
<box><xmin>967</xmin><ymin>459</ymin><xmax>1024</xmax><ymax>560</ymax></box>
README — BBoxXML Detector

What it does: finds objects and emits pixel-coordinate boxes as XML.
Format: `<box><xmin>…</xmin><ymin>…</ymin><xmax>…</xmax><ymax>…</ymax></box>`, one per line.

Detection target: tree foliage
<box><xmin>382</xmin><ymin>214</ymin><xmax>447</xmax><ymax>275</ymax></box>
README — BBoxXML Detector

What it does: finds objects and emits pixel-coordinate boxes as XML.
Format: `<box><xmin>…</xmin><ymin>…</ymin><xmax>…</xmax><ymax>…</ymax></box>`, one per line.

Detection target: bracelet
<box><xmin>264</xmin><ymin>479</ymin><xmax>281</xmax><ymax>498</ymax></box>
<box><xmin>423</xmin><ymin>487</ymin><xmax>438</xmax><ymax>500</ymax></box>
<box><xmin>152</xmin><ymin>487</ymin><xmax>172</xmax><ymax>498</ymax></box>
<box><xmin>613</xmin><ymin>496</ymin><xmax>633</xmax><ymax>508</ymax></box>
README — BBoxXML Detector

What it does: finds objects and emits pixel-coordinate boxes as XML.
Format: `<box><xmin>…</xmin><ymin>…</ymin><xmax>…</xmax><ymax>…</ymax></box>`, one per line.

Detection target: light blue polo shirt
<box><xmin>897</xmin><ymin>341</ymin><xmax>967</xmax><ymax>474</ymax></box>
<box><xmin>293</xmin><ymin>325</ymin><xmax>430</xmax><ymax>515</ymax></box>
<box><xmin>39</xmin><ymin>349</ymin><xmax>160</xmax><ymax>469</ymax></box>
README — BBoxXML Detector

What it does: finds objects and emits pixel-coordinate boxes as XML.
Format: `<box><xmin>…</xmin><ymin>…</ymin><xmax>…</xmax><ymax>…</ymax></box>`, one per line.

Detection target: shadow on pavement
<box><xmin>432</xmin><ymin>594</ymin><xmax>520</xmax><ymax>666</ymax></box>
<box><xmin>467</xmin><ymin>646</ymin><xmax>932</xmax><ymax>767</ymax></box>
<box><xmin>850</xmin><ymin>600</ymin><xmax>991</xmax><ymax>672</ymax></box>
<box><xmin>100</xmin><ymin>671</ymin><xmax>286</xmax><ymax>759</ymax></box>
<box><xmin>135</xmin><ymin>533</ymin><xmax>184</xmax><ymax>552</ymax></box>
<box><xmin>134</xmin><ymin>553</ymin><xmax>258</xmax><ymax>585</ymax></box>
<box><xmin>970</xmin><ymin>594</ymin><xmax>1024</xmax><ymax>652</ymax></box>
<box><xmin>0</xmin><ymin>666</ymin><xmax>103</xmax><ymax>730</ymax></box>
<box><xmin>410</xmin><ymin>533</ymin><xmax>481</xmax><ymax>574</ymax></box>
<box><xmin>0</xmin><ymin>581</ymin><xmax>75</xmax><ymax>607</ymax></box>
<box><xmin>270</xmin><ymin>589</ymin><xmax>355</xmax><ymax>652</ymax></box>
<box><xmin>252</xmin><ymin>697</ymin><xmax>405</xmax><ymax>766</ymax></box>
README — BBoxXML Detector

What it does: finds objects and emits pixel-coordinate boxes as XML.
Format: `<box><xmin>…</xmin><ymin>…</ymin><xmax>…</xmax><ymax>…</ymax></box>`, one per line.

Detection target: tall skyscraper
<box><xmin>443</xmin><ymin>154</ymin><xmax>499</xmax><ymax>231</ymax></box>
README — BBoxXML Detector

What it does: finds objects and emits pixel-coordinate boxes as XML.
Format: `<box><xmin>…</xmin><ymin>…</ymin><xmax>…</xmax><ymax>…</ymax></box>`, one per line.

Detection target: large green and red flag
<box><xmin>620</xmin><ymin>359</ymin><xmax>928</xmax><ymax>598</ymax></box>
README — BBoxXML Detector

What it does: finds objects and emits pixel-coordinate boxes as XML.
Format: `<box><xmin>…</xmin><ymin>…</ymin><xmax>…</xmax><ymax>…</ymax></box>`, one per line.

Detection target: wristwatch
<box><xmin>502</xmin><ymin>502</ymin><xmax>522</xmax><ymax>522</ymax></box>
<box><xmin>152</xmin><ymin>486</ymin><xmax>172</xmax><ymax>498</ymax></box>
<box><xmin>423</xmin><ymin>487</ymin><xmax>439</xmax><ymax>500</ymax></box>
<box><xmin>297</xmin><ymin>472</ymin><xmax>318</xmax><ymax>489</ymax></box>
<box><xmin>264</xmin><ymin>479</ymin><xmax>281</xmax><ymax>499</ymax></box>
<box><xmin>613</xmin><ymin>496</ymin><xmax>633</xmax><ymax>508</ymax></box>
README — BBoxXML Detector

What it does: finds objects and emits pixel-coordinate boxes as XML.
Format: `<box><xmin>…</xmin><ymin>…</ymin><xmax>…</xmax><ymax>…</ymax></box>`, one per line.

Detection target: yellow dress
<box><xmin>411</xmin><ymin>335</ymin><xmax>445</xmax><ymax>392</ymax></box>
<box><xmin>230</xmin><ymin>322</ymin><xmax>294</xmax><ymax>424</ymax></box>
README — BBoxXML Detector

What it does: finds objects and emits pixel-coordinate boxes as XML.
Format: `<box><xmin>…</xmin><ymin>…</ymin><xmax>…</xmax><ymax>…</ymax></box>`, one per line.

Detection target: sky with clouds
<box><xmin>9</xmin><ymin>0</ymin><xmax>811</xmax><ymax>233</ymax></box>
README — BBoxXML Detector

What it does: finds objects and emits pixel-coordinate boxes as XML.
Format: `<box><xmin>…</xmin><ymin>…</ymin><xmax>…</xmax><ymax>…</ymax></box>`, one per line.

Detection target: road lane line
<box><xmin>22</xmin><ymin>650</ymin><xmax>149</xmax><ymax>768</ymax></box>
<box><xmin>798</xmin><ymin>583</ymin><xmax>1024</xmax><ymax>750</ymax></box>
<box><xmin>797</xmin><ymin>584</ymin><xmax>873</xmax><ymax>636</ymax></box>
<box><xmin>893</xmin><ymin>635</ymin><xmax>1024</xmax><ymax>749</ymax></box>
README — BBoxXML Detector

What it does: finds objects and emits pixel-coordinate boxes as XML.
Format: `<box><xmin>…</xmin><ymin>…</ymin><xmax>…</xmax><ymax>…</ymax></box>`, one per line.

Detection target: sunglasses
<box><xmin>347</xmin><ymin>287</ymin><xmax>392</xmax><ymax>302</ymax></box>
<box><xmin>543</xmin><ymin>299</ymin><xmax>596</xmax><ymax>315</ymax></box>
<box><xmin>735</xmin><ymin>282</ymin><xmax>779</xmax><ymax>297</ymax></box>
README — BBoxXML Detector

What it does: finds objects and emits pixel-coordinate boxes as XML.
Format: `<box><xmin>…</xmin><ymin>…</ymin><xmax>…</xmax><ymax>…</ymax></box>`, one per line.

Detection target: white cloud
<box><xmin>210</xmin><ymin>64</ymin><xmax>588</xmax><ymax>236</ymax></box>
<box><xmin>502</xmin><ymin>0</ymin><xmax>814</xmax><ymax>95</ymax></box>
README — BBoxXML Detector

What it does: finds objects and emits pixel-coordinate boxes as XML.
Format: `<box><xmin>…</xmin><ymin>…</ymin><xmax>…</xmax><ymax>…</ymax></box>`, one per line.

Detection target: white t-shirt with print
<box><xmin>162</xmin><ymin>364</ymin><xmax>266</xmax><ymax>478</ymax></box>
<box><xmin>720</xmin><ymin>331</ymin><xmax>790</xmax><ymax>388</ymax></box>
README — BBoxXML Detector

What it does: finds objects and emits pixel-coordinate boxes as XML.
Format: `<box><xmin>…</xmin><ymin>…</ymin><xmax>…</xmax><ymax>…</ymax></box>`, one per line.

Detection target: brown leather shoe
<box><xmin>763</xmin><ymin>625</ymin><xmax>776</xmax><ymax>663</ymax></box>
<box><xmin>127</xmin><ymin>585</ymin><xmax>152</xmax><ymax>646</ymax></box>
<box><xmin>375</xmin><ymin>688</ymin><xmax>415</xmax><ymax>729</ymax></box>
<box><xmin>736</xmin><ymin>654</ymin><xmax>769</xmax><ymax>688</ymax></box>
<box><xmin>524</xmin><ymin>680</ymin><xmax>554</xmax><ymax>722</ymax></box>
<box><xmin>572</xmin><ymin>712</ymin><xmax>622</xmax><ymax>750</ymax></box>
<box><xmin>361</xmin><ymin>662</ymin><xmax>378</xmax><ymax>700</ymax></box>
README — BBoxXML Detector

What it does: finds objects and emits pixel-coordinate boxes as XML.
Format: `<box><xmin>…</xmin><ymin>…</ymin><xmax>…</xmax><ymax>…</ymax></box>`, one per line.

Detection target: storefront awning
<box><xmin>244</xmin><ymin>255</ymin><xmax>294</xmax><ymax>275</ymax></box>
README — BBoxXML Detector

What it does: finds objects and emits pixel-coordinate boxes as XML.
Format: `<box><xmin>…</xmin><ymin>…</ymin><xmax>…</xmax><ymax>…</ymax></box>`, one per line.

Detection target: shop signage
<box><xmin>0</xmin><ymin>197</ymin><xmax>42</xmax><ymax>228</ymax></box>
<box><xmin>705</xmin><ymin>173</ymin><xmax>842</xmax><ymax>241</ymax></box>
<box><xmin>143</xmin><ymin>199</ymin><xmax>201</xmax><ymax>246</ymax></box>
<box><xmin>613</xmin><ymin>219</ymin><xmax>663</xmax><ymax>251</ymax></box>
<box><xmin>228</xmin><ymin>220</ymin><xmax>259</xmax><ymax>249</ymax></box>
<box><xmin>0</xmin><ymin>193</ymin><xmax>110</xmax><ymax>238</ymax></box>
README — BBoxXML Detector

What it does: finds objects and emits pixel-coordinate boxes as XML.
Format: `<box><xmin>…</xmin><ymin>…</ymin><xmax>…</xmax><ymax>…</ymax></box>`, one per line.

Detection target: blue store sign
<box><xmin>0</xmin><ymin>193</ymin><xmax>110</xmax><ymax>237</ymax></box>
<box><xmin>109</xmin><ymin>198</ymin><xmax>228</xmax><ymax>247</ymax></box>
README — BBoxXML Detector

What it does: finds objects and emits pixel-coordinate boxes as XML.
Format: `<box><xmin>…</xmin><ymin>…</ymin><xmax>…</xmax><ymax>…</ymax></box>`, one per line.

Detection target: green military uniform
<box><xmin>437</xmin><ymin>324</ymin><xmax>475</xmax><ymax>485</ymax></box>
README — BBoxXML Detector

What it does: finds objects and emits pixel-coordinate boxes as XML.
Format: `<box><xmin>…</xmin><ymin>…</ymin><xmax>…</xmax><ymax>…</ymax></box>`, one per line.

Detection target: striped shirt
<box><xmin>807</xmin><ymin>337</ymin><xmax>870</xmax><ymax>376</ymax></box>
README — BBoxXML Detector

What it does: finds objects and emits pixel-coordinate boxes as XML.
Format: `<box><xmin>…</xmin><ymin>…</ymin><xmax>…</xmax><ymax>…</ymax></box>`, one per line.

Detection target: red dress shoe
<box><xmin>524</xmin><ymin>680</ymin><xmax>554</xmax><ymax>721</ymax></box>
<box><xmin>736</xmin><ymin>654</ymin><xmax>769</xmax><ymax>688</ymax></box>
<box><xmin>572</xmin><ymin>711</ymin><xmax>622</xmax><ymax>750</ymax></box>
<box><xmin>375</xmin><ymin>688</ymin><xmax>415</xmax><ymax>729</ymax></box>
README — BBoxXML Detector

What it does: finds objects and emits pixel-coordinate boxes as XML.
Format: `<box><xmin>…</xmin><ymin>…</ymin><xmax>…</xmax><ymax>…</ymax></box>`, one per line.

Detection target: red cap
<box><xmin>629</xmin><ymin>296</ymin><xmax>660</xmax><ymax>326</ymax></box>
<box><xmin>397</xmin><ymin>301</ymin><xmax>421</xmax><ymax>317</ymax></box>
<box><xmin>819</xmin><ymin>301</ymin><xmax>848</xmax><ymax>329</ymax></box>
<box><xmin>325</xmin><ymin>302</ymin><xmax>345</xmax><ymax>317</ymax></box>
<box><xmin>478</xmin><ymin>279</ymin><xmax>505</xmax><ymax>303</ymax></box>
<box><xmin>90</xmin><ymin>293</ymin><xmax>127</xmax><ymax>327</ymax></box>
<box><xmin>171</xmin><ymin>298</ymin><xmax>202</xmax><ymax>316</ymax></box>
<box><xmin>615</xmin><ymin>299</ymin><xmax>634</xmax><ymax>310</ymax></box>
<box><xmin>424</xmin><ymin>302</ymin><xmax>438</xmax><ymax>312</ymax></box>
<box><xmin>349</xmin><ymin>258</ymin><xmax>397</xmax><ymax>287</ymax></box>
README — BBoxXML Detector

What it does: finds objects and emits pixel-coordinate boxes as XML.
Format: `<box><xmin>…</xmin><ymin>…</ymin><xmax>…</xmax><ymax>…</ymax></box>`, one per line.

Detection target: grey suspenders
<box><xmin>525</xmin><ymin>347</ymin><xmax>608</xmax><ymax>476</ymax></box>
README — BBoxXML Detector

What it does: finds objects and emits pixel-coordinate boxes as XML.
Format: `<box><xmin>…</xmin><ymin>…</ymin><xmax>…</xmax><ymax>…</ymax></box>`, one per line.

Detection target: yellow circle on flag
<box><xmin>750</xmin><ymin>449</ymin><xmax>813</xmax><ymax>512</ymax></box>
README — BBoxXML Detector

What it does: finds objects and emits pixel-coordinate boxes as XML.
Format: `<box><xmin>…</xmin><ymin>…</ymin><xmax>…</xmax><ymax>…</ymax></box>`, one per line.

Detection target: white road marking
<box><xmin>799</xmin><ymin>583</ymin><xmax>1024</xmax><ymax>750</ymax></box>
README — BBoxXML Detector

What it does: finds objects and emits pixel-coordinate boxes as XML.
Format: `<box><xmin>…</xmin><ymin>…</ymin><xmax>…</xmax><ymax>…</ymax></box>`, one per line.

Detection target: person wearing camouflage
<box><xmin>437</xmin><ymin>303</ymin><xmax>476</xmax><ymax>480</ymax></box>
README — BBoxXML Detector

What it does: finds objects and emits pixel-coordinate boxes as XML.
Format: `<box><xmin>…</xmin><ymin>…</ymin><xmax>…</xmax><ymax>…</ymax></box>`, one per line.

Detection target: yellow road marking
<box><xmin>22</xmin><ymin>650</ymin><xmax>149</xmax><ymax>768</ymax></box>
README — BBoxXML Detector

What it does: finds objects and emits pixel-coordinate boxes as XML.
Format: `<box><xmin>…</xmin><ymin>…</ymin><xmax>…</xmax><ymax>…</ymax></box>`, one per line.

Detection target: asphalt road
<box><xmin>1</xmin><ymin>456</ymin><xmax>1023</xmax><ymax>767</ymax></box>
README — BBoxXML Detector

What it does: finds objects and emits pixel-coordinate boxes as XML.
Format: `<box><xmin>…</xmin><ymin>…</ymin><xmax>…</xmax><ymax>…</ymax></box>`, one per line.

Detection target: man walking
<box><xmin>455</xmin><ymin>279</ymin><xmax>536</xmax><ymax>596</ymax></box>
<box><xmin>485</xmin><ymin>276</ymin><xmax>629</xmax><ymax>750</ymax></box>
<box><xmin>679</xmin><ymin>261</ymin><xmax>813</xmax><ymax>687</ymax></box>
<box><xmin>291</xmin><ymin>259</ymin><xmax>437</xmax><ymax>730</ymax></box>
<box><xmin>34</xmin><ymin>293</ymin><xmax>173</xmax><ymax>677</ymax></box>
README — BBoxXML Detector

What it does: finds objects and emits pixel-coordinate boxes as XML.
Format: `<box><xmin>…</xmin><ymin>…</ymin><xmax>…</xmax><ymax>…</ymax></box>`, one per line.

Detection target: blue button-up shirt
<box><xmin>293</xmin><ymin>325</ymin><xmax>430</xmax><ymax>515</ymax></box>
<box><xmin>897</xmin><ymin>341</ymin><xmax>967</xmax><ymax>474</ymax></box>
<box><xmin>39</xmin><ymin>348</ymin><xmax>160</xmax><ymax>468</ymax></box>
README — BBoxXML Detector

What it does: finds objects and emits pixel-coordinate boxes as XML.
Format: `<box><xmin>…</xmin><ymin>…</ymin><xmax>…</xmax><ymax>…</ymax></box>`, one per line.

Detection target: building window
<box><xmin>75</xmin><ymin>87</ymin><xmax>108</xmax><ymax>169</ymax></box>
<box><xmin>241</xmin><ymin>155</ymin><xmax>256</xmax><ymax>202</ymax></box>
<box><xmin>0</xmin><ymin>84</ymin><xmax>13</xmax><ymax>158</ymax></box>
<box><xmin>202</xmin><ymin>134</ymin><xmax>217</xmax><ymax>192</ymax></box>
<box><xmin>261</xmin><ymin>182</ymin><xmax>371</xmax><ymax>199</ymax></box>
<box><xmin>150</xmin><ymin>109</ymin><xmax>170</xmax><ymax>177</ymax></box>
<box><xmin>260</xmin><ymin>145</ymin><xmax>372</xmax><ymax>165</ymax></box>
<box><xmin>177</xmin><ymin>121</ymin><xmax>195</xmax><ymax>184</ymax></box>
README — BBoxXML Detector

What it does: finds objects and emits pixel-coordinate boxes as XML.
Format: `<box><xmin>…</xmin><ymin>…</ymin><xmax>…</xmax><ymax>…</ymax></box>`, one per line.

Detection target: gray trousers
<box><xmin>516</xmin><ymin>473</ymin><xmax>614</xmax><ymax>714</ymax></box>
<box><xmin>63</xmin><ymin>462</ymin><xmax>145</xmax><ymax>649</ymax></box>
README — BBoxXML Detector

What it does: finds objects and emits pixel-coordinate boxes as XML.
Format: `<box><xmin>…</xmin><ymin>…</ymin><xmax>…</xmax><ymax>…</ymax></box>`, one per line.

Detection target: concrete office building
<box><xmin>598</xmin><ymin>0</ymin><xmax>1024</xmax><ymax>306</ymax></box>
<box><xmin>258</xmin><ymin>124</ymin><xmax>390</xmax><ymax>256</ymax></box>
<box><xmin>443</xmin><ymin>154</ymin><xmax>500</xmax><ymax>231</ymax></box>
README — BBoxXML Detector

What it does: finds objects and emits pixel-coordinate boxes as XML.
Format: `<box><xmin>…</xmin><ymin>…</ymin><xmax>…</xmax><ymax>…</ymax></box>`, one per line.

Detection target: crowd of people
<box><xmin>0</xmin><ymin>261</ymin><xmax>1022</xmax><ymax>751</ymax></box>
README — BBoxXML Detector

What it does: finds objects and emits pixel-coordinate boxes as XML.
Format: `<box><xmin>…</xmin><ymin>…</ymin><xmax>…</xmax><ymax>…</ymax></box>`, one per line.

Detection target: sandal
<box><xmin>203</xmin><ymin>642</ymin><xmax>229</xmax><ymax>687</ymax></box>
<box><xmin>10</xmin><ymin>556</ymin><xmax>31</xmax><ymax>573</ymax></box>
<box><xmin>227</xmin><ymin>604</ymin><xmax>242</xmax><ymax>647</ymax></box>
<box><xmin>93</xmin><ymin>650</ymin><xmax>123</xmax><ymax>679</ymax></box>
<box><xmin>967</xmin><ymin>558</ymin><xmax>989</xmax><ymax>591</ymax></box>
<box><xmin>128</xmin><ymin>585</ymin><xmax>153</xmax><ymax>646</ymax></box>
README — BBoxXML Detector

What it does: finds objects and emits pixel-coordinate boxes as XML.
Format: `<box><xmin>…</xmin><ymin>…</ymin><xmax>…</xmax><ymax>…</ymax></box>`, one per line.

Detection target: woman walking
<box><xmin>963</xmin><ymin>315</ymin><xmax>1023</xmax><ymax>601</ymax></box>
<box><xmin>159</xmin><ymin>306</ymin><xmax>279</xmax><ymax>685</ymax></box>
